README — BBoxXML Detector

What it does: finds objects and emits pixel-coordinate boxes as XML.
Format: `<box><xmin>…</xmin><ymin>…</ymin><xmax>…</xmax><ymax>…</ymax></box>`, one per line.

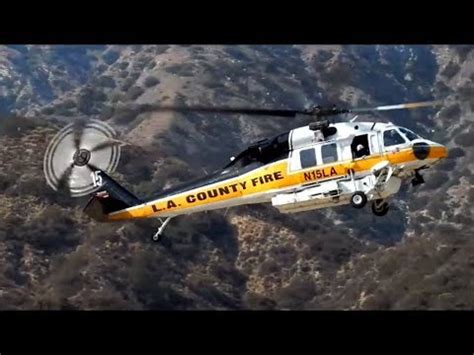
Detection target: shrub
<box><xmin>126</xmin><ymin>86</ymin><xmax>144</xmax><ymax>101</ymax></box>
<box><xmin>77</xmin><ymin>88</ymin><xmax>94</xmax><ymax>114</ymax></box>
<box><xmin>468</xmin><ymin>188</ymin><xmax>474</xmax><ymax>203</ymax></box>
<box><xmin>129</xmin><ymin>72</ymin><xmax>141</xmax><ymax>82</ymax></box>
<box><xmin>119</xmin><ymin>70</ymin><xmax>129</xmax><ymax>79</ymax></box>
<box><xmin>426</xmin><ymin>199</ymin><xmax>446</xmax><ymax>219</ymax></box>
<box><xmin>434</xmin><ymin>81</ymin><xmax>451</xmax><ymax>97</ymax></box>
<box><xmin>97</xmin><ymin>105</ymin><xmax>114</xmax><ymax>120</ymax></box>
<box><xmin>422</xmin><ymin>171</ymin><xmax>449</xmax><ymax>190</ymax></box>
<box><xmin>165</xmin><ymin>63</ymin><xmax>194</xmax><ymax>77</ymax></box>
<box><xmin>60</xmin><ymin>99</ymin><xmax>76</xmax><ymax>109</ymax></box>
<box><xmin>118</xmin><ymin>61</ymin><xmax>129</xmax><ymax>70</ymax></box>
<box><xmin>51</xmin><ymin>248</ymin><xmax>88</xmax><ymax>286</ymax></box>
<box><xmin>41</xmin><ymin>107</ymin><xmax>55</xmax><ymax>115</ymax></box>
<box><xmin>113</xmin><ymin>108</ymin><xmax>138</xmax><ymax>125</ymax></box>
<box><xmin>0</xmin><ymin>116</ymin><xmax>37</xmax><ymax>137</ymax></box>
<box><xmin>154</xmin><ymin>45</ymin><xmax>170</xmax><ymax>55</ymax></box>
<box><xmin>274</xmin><ymin>277</ymin><xmax>317</xmax><ymax>309</ymax></box>
<box><xmin>455</xmin><ymin>131</ymin><xmax>474</xmax><ymax>147</ymax></box>
<box><xmin>438</xmin><ymin>159</ymin><xmax>456</xmax><ymax>171</ymax></box>
<box><xmin>96</xmin><ymin>75</ymin><xmax>116</xmax><ymax>89</ymax></box>
<box><xmin>144</xmin><ymin>76</ymin><xmax>160</xmax><ymax>88</ymax></box>
<box><xmin>447</xmin><ymin>147</ymin><xmax>465</xmax><ymax>159</ymax></box>
<box><xmin>439</xmin><ymin>104</ymin><xmax>461</xmax><ymax>121</ymax></box>
<box><xmin>19</xmin><ymin>205</ymin><xmax>80</xmax><ymax>252</ymax></box>
<box><xmin>320</xmin><ymin>58</ymin><xmax>354</xmax><ymax>86</ymax></box>
<box><xmin>110</xmin><ymin>93</ymin><xmax>124</xmax><ymax>103</ymax></box>
<box><xmin>121</xmin><ymin>78</ymin><xmax>135</xmax><ymax>91</ymax></box>
<box><xmin>441</xmin><ymin>62</ymin><xmax>460</xmax><ymax>78</ymax></box>
<box><xmin>258</xmin><ymin>258</ymin><xmax>280</xmax><ymax>276</ymax></box>
<box><xmin>313</xmin><ymin>50</ymin><xmax>334</xmax><ymax>72</ymax></box>
<box><xmin>96</xmin><ymin>64</ymin><xmax>108</xmax><ymax>73</ymax></box>
<box><xmin>16</xmin><ymin>174</ymin><xmax>49</xmax><ymax>197</ymax></box>
<box><xmin>103</xmin><ymin>50</ymin><xmax>120</xmax><ymax>65</ymax></box>
<box><xmin>243</xmin><ymin>292</ymin><xmax>276</xmax><ymax>310</ymax></box>
<box><xmin>457</xmin><ymin>84</ymin><xmax>474</xmax><ymax>102</ymax></box>
<box><xmin>410</xmin><ymin>195</ymin><xmax>430</xmax><ymax>211</ymax></box>
<box><xmin>452</xmin><ymin>45</ymin><xmax>472</xmax><ymax>62</ymax></box>
<box><xmin>0</xmin><ymin>172</ymin><xmax>16</xmax><ymax>190</ymax></box>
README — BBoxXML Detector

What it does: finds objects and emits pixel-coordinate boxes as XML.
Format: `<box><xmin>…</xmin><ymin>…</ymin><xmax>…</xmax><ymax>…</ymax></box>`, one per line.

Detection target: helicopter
<box><xmin>43</xmin><ymin>100</ymin><xmax>447</xmax><ymax>242</ymax></box>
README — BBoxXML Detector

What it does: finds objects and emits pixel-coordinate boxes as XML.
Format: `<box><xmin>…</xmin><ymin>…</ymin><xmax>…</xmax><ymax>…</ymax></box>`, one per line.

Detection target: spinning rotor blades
<box><xmin>44</xmin><ymin>119</ymin><xmax>122</xmax><ymax>197</ymax></box>
<box><xmin>146</xmin><ymin>105</ymin><xmax>310</xmax><ymax>117</ymax></box>
<box><xmin>147</xmin><ymin>100</ymin><xmax>442</xmax><ymax>119</ymax></box>
<box><xmin>350</xmin><ymin>100</ymin><xmax>443</xmax><ymax>114</ymax></box>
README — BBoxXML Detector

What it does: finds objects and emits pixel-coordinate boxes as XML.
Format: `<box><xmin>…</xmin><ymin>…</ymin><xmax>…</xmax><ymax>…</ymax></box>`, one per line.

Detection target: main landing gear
<box><xmin>152</xmin><ymin>217</ymin><xmax>172</xmax><ymax>242</ymax></box>
<box><xmin>350</xmin><ymin>191</ymin><xmax>367</xmax><ymax>209</ymax></box>
<box><xmin>350</xmin><ymin>191</ymin><xmax>389</xmax><ymax>216</ymax></box>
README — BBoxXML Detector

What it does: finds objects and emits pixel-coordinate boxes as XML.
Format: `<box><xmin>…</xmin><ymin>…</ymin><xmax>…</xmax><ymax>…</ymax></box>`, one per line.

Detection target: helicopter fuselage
<box><xmin>104</xmin><ymin>121</ymin><xmax>447</xmax><ymax>221</ymax></box>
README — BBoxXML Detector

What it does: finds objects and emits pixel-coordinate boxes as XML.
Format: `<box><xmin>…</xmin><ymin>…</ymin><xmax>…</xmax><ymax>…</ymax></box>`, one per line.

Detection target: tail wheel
<box><xmin>372</xmin><ymin>200</ymin><xmax>389</xmax><ymax>216</ymax></box>
<box><xmin>350</xmin><ymin>191</ymin><xmax>367</xmax><ymax>209</ymax></box>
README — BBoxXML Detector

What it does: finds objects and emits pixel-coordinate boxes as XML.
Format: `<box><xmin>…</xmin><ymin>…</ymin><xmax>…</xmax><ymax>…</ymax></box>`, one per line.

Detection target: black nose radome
<box><xmin>73</xmin><ymin>149</ymin><xmax>91</xmax><ymax>166</ymax></box>
<box><xmin>413</xmin><ymin>142</ymin><xmax>430</xmax><ymax>160</ymax></box>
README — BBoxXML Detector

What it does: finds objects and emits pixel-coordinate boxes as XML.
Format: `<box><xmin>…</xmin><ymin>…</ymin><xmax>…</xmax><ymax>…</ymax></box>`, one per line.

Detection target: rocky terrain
<box><xmin>0</xmin><ymin>44</ymin><xmax>473</xmax><ymax>309</ymax></box>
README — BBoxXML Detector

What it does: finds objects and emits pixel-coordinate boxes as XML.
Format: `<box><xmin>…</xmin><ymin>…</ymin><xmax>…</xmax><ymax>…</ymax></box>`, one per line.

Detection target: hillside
<box><xmin>0</xmin><ymin>44</ymin><xmax>473</xmax><ymax>309</ymax></box>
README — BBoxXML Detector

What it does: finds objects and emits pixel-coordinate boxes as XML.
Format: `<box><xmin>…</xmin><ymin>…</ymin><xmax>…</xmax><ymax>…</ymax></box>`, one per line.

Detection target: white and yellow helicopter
<box><xmin>44</xmin><ymin>100</ymin><xmax>447</xmax><ymax>241</ymax></box>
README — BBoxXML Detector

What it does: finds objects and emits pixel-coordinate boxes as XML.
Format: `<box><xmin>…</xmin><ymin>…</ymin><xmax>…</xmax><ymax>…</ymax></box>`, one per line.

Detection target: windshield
<box><xmin>399</xmin><ymin>127</ymin><xmax>420</xmax><ymax>141</ymax></box>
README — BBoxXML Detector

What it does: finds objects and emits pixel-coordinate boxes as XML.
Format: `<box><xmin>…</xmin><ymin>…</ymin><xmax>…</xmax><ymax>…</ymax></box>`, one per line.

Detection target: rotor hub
<box><xmin>73</xmin><ymin>148</ymin><xmax>91</xmax><ymax>167</ymax></box>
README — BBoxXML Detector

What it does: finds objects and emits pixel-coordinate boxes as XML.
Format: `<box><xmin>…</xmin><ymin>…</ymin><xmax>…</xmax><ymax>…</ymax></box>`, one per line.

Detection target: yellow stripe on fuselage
<box><xmin>108</xmin><ymin>145</ymin><xmax>447</xmax><ymax>221</ymax></box>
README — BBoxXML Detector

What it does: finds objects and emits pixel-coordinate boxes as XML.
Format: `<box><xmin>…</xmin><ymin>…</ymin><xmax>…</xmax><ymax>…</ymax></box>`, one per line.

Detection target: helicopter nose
<box><xmin>413</xmin><ymin>142</ymin><xmax>431</xmax><ymax>160</ymax></box>
<box><xmin>413</xmin><ymin>142</ymin><xmax>447</xmax><ymax>161</ymax></box>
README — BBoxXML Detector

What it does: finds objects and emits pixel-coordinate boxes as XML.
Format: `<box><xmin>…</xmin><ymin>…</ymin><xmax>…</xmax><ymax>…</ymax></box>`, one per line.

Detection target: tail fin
<box><xmin>83</xmin><ymin>170</ymin><xmax>142</xmax><ymax>222</ymax></box>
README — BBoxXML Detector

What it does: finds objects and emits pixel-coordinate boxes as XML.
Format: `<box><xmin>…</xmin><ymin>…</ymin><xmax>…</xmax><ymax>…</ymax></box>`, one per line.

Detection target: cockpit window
<box><xmin>399</xmin><ymin>127</ymin><xmax>419</xmax><ymax>141</ymax></box>
<box><xmin>383</xmin><ymin>129</ymin><xmax>406</xmax><ymax>147</ymax></box>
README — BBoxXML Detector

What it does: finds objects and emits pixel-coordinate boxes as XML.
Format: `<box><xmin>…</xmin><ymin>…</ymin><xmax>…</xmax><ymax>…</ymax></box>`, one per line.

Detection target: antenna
<box><xmin>350</xmin><ymin>115</ymin><xmax>359</xmax><ymax>122</ymax></box>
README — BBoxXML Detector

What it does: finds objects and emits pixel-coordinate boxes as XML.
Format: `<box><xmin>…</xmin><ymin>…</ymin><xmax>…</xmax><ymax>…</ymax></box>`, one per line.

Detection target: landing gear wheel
<box><xmin>152</xmin><ymin>233</ymin><xmax>162</xmax><ymax>243</ymax></box>
<box><xmin>372</xmin><ymin>200</ymin><xmax>389</xmax><ymax>216</ymax></box>
<box><xmin>350</xmin><ymin>191</ymin><xmax>367</xmax><ymax>209</ymax></box>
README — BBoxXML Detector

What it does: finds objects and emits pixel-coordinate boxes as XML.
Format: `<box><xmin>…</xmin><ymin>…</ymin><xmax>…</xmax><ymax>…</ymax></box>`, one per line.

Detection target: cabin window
<box><xmin>321</xmin><ymin>143</ymin><xmax>338</xmax><ymax>164</ymax></box>
<box><xmin>399</xmin><ymin>127</ymin><xmax>419</xmax><ymax>141</ymax></box>
<box><xmin>383</xmin><ymin>129</ymin><xmax>406</xmax><ymax>147</ymax></box>
<box><xmin>299</xmin><ymin>148</ymin><xmax>317</xmax><ymax>168</ymax></box>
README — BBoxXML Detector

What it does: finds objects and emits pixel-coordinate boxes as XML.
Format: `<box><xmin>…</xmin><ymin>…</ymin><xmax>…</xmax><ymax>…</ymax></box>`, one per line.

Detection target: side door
<box><xmin>368</xmin><ymin>132</ymin><xmax>381</xmax><ymax>156</ymax></box>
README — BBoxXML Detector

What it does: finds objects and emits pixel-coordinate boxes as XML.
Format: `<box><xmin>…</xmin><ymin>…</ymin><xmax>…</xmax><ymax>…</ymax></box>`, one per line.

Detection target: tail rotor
<box><xmin>43</xmin><ymin>119</ymin><xmax>125</xmax><ymax>198</ymax></box>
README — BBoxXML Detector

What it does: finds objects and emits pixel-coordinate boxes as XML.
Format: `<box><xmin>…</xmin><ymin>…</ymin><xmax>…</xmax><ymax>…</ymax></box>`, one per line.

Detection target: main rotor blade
<box><xmin>89</xmin><ymin>139</ymin><xmax>126</xmax><ymax>153</ymax></box>
<box><xmin>350</xmin><ymin>100</ymin><xmax>442</xmax><ymax>113</ymax></box>
<box><xmin>56</xmin><ymin>164</ymin><xmax>74</xmax><ymax>196</ymax></box>
<box><xmin>72</xmin><ymin>119</ymin><xmax>86</xmax><ymax>150</ymax></box>
<box><xmin>147</xmin><ymin>105</ymin><xmax>309</xmax><ymax>118</ymax></box>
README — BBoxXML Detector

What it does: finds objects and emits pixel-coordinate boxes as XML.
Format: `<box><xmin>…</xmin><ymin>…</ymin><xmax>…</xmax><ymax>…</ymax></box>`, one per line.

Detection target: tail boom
<box><xmin>83</xmin><ymin>170</ymin><xmax>143</xmax><ymax>222</ymax></box>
